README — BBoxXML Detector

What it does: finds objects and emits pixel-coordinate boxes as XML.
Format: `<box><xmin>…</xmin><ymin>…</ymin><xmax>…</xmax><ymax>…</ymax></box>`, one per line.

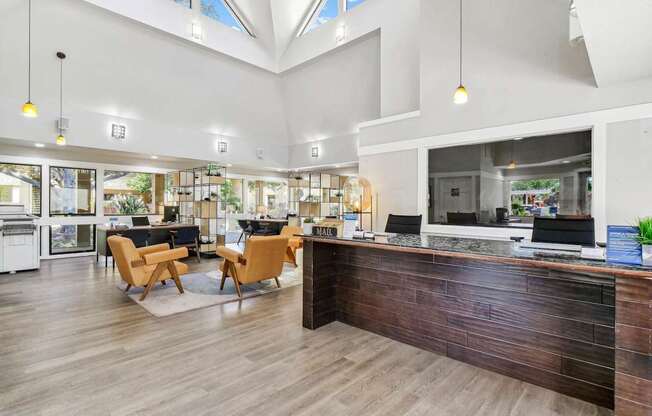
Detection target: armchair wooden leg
<box><xmin>229</xmin><ymin>263</ymin><xmax>242</xmax><ymax>298</ymax></box>
<box><xmin>274</xmin><ymin>277</ymin><xmax>281</xmax><ymax>288</ymax></box>
<box><xmin>166</xmin><ymin>261</ymin><xmax>184</xmax><ymax>295</ymax></box>
<box><xmin>220</xmin><ymin>260</ymin><xmax>231</xmax><ymax>290</ymax></box>
<box><xmin>196</xmin><ymin>240</ymin><xmax>201</xmax><ymax>263</ymax></box>
<box><xmin>124</xmin><ymin>284</ymin><xmax>132</xmax><ymax>293</ymax></box>
<box><xmin>140</xmin><ymin>263</ymin><xmax>166</xmax><ymax>301</ymax></box>
<box><xmin>286</xmin><ymin>247</ymin><xmax>297</xmax><ymax>267</ymax></box>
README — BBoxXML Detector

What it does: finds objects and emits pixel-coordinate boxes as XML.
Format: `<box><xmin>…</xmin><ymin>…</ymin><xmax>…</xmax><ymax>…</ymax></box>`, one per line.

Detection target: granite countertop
<box><xmin>302</xmin><ymin>233</ymin><xmax>652</xmax><ymax>277</ymax></box>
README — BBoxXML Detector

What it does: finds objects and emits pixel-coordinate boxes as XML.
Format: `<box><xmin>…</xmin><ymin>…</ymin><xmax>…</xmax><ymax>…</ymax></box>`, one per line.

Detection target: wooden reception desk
<box><xmin>302</xmin><ymin>234</ymin><xmax>652</xmax><ymax>414</ymax></box>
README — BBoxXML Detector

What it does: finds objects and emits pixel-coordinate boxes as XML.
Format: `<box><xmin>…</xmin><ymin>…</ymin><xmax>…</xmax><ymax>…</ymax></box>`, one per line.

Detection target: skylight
<box><xmin>345</xmin><ymin>0</ymin><xmax>366</xmax><ymax>11</ymax></box>
<box><xmin>303</xmin><ymin>0</ymin><xmax>339</xmax><ymax>34</ymax></box>
<box><xmin>200</xmin><ymin>0</ymin><xmax>254</xmax><ymax>37</ymax></box>
<box><xmin>173</xmin><ymin>0</ymin><xmax>191</xmax><ymax>8</ymax></box>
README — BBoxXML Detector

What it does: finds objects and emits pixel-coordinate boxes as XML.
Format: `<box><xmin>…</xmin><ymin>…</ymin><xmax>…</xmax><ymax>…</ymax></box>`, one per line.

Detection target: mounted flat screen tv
<box><xmin>427</xmin><ymin>130</ymin><xmax>592</xmax><ymax>229</ymax></box>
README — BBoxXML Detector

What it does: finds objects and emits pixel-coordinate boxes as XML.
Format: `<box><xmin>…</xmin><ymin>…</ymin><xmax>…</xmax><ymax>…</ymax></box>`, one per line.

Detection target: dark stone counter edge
<box><xmin>301</xmin><ymin>235</ymin><xmax>652</xmax><ymax>279</ymax></box>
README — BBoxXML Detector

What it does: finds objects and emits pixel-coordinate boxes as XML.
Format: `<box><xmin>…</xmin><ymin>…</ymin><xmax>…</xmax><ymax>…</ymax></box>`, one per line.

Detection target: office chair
<box><xmin>385</xmin><ymin>214</ymin><xmax>422</xmax><ymax>234</ymax></box>
<box><xmin>532</xmin><ymin>217</ymin><xmax>595</xmax><ymax>247</ymax></box>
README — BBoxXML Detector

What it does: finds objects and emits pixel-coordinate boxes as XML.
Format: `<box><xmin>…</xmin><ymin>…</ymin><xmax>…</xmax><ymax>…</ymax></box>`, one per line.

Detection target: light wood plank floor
<box><xmin>0</xmin><ymin>257</ymin><xmax>612</xmax><ymax>416</ymax></box>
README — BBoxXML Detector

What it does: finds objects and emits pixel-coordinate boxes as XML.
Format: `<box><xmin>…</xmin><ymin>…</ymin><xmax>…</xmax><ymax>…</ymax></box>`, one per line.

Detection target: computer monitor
<box><xmin>131</xmin><ymin>216</ymin><xmax>150</xmax><ymax>227</ymax></box>
<box><xmin>532</xmin><ymin>217</ymin><xmax>595</xmax><ymax>247</ymax></box>
<box><xmin>163</xmin><ymin>206</ymin><xmax>179</xmax><ymax>223</ymax></box>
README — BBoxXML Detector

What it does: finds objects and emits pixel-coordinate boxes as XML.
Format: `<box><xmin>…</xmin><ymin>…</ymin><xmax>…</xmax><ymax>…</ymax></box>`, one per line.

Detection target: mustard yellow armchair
<box><xmin>280</xmin><ymin>225</ymin><xmax>303</xmax><ymax>267</ymax></box>
<box><xmin>216</xmin><ymin>236</ymin><xmax>288</xmax><ymax>298</ymax></box>
<box><xmin>108</xmin><ymin>236</ymin><xmax>189</xmax><ymax>301</ymax></box>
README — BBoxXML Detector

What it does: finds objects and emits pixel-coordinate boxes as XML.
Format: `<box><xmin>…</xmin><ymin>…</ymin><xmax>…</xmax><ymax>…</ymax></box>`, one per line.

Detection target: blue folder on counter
<box><xmin>606</xmin><ymin>225</ymin><xmax>642</xmax><ymax>265</ymax></box>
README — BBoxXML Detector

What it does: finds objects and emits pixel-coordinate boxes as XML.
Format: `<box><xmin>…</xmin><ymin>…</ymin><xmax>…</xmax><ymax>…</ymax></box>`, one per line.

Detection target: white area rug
<box><xmin>117</xmin><ymin>264</ymin><xmax>301</xmax><ymax>317</ymax></box>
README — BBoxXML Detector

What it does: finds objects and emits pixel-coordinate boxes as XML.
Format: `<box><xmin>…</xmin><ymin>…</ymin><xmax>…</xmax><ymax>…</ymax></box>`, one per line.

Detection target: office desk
<box><xmin>302</xmin><ymin>233</ymin><xmax>652</xmax><ymax>414</ymax></box>
<box><xmin>96</xmin><ymin>224</ymin><xmax>200</xmax><ymax>267</ymax></box>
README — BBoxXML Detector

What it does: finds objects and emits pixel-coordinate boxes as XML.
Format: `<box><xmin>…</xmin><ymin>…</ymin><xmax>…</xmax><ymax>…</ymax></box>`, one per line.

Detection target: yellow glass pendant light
<box><xmin>22</xmin><ymin>0</ymin><xmax>38</xmax><ymax>117</ymax></box>
<box><xmin>55</xmin><ymin>51</ymin><xmax>67</xmax><ymax>146</ymax></box>
<box><xmin>454</xmin><ymin>85</ymin><xmax>468</xmax><ymax>105</ymax></box>
<box><xmin>453</xmin><ymin>0</ymin><xmax>468</xmax><ymax>105</ymax></box>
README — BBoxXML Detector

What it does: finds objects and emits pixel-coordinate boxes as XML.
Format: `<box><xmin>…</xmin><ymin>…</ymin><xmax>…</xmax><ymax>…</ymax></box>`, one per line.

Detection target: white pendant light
<box><xmin>22</xmin><ymin>0</ymin><xmax>38</xmax><ymax>117</ymax></box>
<box><xmin>453</xmin><ymin>0</ymin><xmax>468</xmax><ymax>105</ymax></box>
<box><xmin>56</xmin><ymin>51</ymin><xmax>66</xmax><ymax>146</ymax></box>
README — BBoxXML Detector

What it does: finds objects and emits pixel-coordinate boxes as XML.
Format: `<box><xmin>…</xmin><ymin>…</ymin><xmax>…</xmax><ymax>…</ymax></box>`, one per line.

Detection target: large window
<box><xmin>103</xmin><ymin>171</ymin><xmax>163</xmax><ymax>215</ymax></box>
<box><xmin>50</xmin><ymin>224</ymin><xmax>95</xmax><ymax>254</ymax></box>
<box><xmin>427</xmin><ymin>131</ymin><xmax>592</xmax><ymax>227</ymax></box>
<box><xmin>246</xmin><ymin>180</ymin><xmax>288</xmax><ymax>218</ymax></box>
<box><xmin>221</xmin><ymin>178</ymin><xmax>244</xmax><ymax>215</ymax></box>
<box><xmin>0</xmin><ymin>163</ymin><xmax>41</xmax><ymax>216</ymax></box>
<box><xmin>50</xmin><ymin>167</ymin><xmax>96</xmax><ymax>216</ymax></box>
<box><xmin>201</xmin><ymin>0</ymin><xmax>249</xmax><ymax>34</ymax></box>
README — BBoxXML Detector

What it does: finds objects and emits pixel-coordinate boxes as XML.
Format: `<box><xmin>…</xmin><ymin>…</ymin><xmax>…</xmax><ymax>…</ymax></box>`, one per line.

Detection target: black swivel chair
<box><xmin>171</xmin><ymin>227</ymin><xmax>201</xmax><ymax>262</ymax></box>
<box><xmin>148</xmin><ymin>228</ymin><xmax>172</xmax><ymax>246</ymax></box>
<box><xmin>385</xmin><ymin>214</ymin><xmax>422</xmax><ymax>234</ymax></box>
<box><xmin>532</xmin><ymin>216</ymin><xmax>595</xmax><ymax>247</ymax></box>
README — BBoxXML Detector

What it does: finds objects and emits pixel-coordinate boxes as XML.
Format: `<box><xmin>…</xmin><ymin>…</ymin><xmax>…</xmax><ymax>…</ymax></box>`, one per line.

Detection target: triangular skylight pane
<box><xmin>200</xmin><ymin>0</ymin><xmax>252</xmax><ymax>36</ymax></box>
<box><xmin>345</xmin><ymin>0</ymin><xmax>366</xmax><ymax>11</ymax></box>
<box><xmin>304</xmin><ymin>0</ymin><xmax>339</xmax><ymax>34</ymax></box>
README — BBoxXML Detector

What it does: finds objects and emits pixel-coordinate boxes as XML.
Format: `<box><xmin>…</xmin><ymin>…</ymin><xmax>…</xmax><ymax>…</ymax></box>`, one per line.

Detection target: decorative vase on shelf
<box><xmin>303</xmin><ymin>222</ymin><xmax>314</xmax><ymax>236</ymax></box>
<box><xmin>643</xmin><ymin>245</ymin><xmax>652</xmax><ymax>267</ymax></box>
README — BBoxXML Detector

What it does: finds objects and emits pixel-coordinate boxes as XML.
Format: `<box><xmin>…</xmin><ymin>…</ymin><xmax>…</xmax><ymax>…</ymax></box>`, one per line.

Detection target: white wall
<box><xmin>0</xmin><ymin>0</ymin><xmax>289</xmax><ymax>168</ymax></box>
<box><xmin>359</xmin><ymin>0</ymin><xmax>652</xmax><ymax>148</ymax></box>
<box><xmin>606</xmin><ymin>118</ymin><xmax>652</xmax><ymax>226</ymax></box>
<box><xmin>280</xmin><ymin>33</ymin><xmax>380</xmax><ymax>146</ymax></box>
<box><xmin>359</xmin><ymin>149</ymin><xmax>419</xmax><ymax>232</ymax></box>
<box><xmin>280</xmin><ymin>0</ymin><xmax>420</xmax><ymax>117</ymax></box>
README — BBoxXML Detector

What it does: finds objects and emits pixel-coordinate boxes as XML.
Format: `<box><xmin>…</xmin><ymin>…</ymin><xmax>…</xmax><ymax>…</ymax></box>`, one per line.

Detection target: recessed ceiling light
<box><xmin>562</xmin><ymin>160</ymin><xmax>571</xmax><ymax>164</ymax></box>
<box><xmin>34</xmin><ymin>143</ymin><xmax>45</xmax><ymax>148</ymax></box>
<box><xmin>513</xmin><ymin>137</ymin><xmax>524</xmax><ymax>141</ymax></box>
<box><xmin>150</xmin><ymin>155</ymin><xmax>158</xmax><ymax>159</ymax></box>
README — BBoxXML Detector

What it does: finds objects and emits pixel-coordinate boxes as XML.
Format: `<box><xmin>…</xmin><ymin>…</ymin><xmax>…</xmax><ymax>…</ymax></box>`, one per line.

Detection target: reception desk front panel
<box><xmin>302</xmin><ymin>235</ymin><xmax>652</xmax><ymax>414</ymax></box>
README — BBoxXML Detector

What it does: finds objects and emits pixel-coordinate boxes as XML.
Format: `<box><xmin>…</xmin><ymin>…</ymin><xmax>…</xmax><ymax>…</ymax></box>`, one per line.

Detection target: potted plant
<box><xmin>303</xmin><ymin>217</ymin><xmax>315</xmax><ymax>235</ymax></box>
<box><xmin>636</xmin><ymin>217</ymin><xmax>652</xmax><ymax>266</ymax></box>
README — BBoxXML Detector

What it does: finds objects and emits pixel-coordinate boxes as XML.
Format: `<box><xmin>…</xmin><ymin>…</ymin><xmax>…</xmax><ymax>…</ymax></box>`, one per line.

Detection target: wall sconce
<box><xmin>311</xmin><ymin>146</ymin><xmax>319</xmax><ymax>158</ymax></box>
<box><xmin>111</xmin><ymin>123</ymin><xmax>126</xmax><ymax>140</ymax></box>
<box><xmin>335</xmin><ymin>24</ymin><xmax>347</xmax><ymax>44</ymax></box>
<box><xmin>192</xmin><ymin>22</ymin><xmax>203</xmax><ymax>41</ymax></box>
<box><xmin>218</xmin><ymin>141</ymin><xmax>228</xmax><ymax>153</ymax></box>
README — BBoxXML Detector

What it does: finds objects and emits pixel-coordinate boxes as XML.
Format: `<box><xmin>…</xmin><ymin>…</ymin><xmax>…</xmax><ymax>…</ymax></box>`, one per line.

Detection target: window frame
<box><xmin>0</xmin><ymin>161</ymin><xmax>42</xmax><ymax>217</ymax></box>
<box><xmin>49</xmin><ymin>165</ymin><xmax>97</xmax><ymax>217</ymax></box>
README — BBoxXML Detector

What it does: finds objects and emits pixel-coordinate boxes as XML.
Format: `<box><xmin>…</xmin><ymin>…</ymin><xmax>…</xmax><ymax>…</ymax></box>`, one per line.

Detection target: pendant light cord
<box><xmin>59</xmin><ymin>56</ymin><xmax>63</xmax><ymax>134</ymax></box>
<box><xmin>27</xmin><ymin>0</ymin><xmax>32</xmax><ymax>101</ymax></box>
<box><xmin>459</xmin><ymin>0</ymin><xmax>463</xmax><ymax>85</ymax></box>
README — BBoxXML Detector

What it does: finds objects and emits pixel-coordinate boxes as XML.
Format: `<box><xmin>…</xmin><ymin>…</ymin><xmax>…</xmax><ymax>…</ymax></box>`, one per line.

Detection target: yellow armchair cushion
<box><xmin>216</xmin><ymin>246</ymin><xmax>244</xmax><ymax>264</ymax></box>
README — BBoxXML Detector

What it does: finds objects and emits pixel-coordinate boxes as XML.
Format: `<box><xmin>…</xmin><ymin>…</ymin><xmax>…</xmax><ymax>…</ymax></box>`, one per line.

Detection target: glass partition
<box><xmin>427</xmin><ymin>131</ymin><xmax>592</xmax><ymax>227</ymax></box>
<box><xmin>50</xmin><ymin>167</ymin><xmax>96</xmax><ymax>216</ymax></box>
<box><xmin>0</xmin><ymin>163</ymin><xmax>41</xmax><ymax>216</ymax></box>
